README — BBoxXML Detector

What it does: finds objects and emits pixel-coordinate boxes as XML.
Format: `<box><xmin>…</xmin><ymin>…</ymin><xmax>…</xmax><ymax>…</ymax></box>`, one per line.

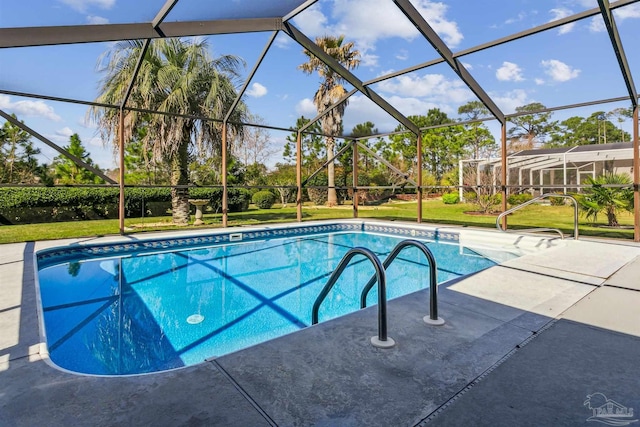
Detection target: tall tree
<box><xmin>351</xmin><ymin>121</ymin><xmax>377</xmax><ymax>139</ymax></box>
<box><xmin>548</xmin><ymin>112</ymin><xmax>630</xmax><ymax>147</ymax></box>
<box><xmin>283</xmin><ymin>116</ymin><xmax>326</xmax><ymax>176</ymax></box>
<box><xmin>268</xmin><ymin>163</ymin><xmax>297</xmax><ymax>206</ymax></box>
<box><xmin>389</xmin><ymin>109</ymin><xmax>467</xmax><ymax>183</ymax></box>
<box><xmin>0</xmin><ymin>115</ymin><xmax>48</xmax><ymax>184</ymax></box>
<box><xmin>299</xmin><ymin>35</ymin><xmax>360</xmax><ymax>206</ymax></box>
<box><xmin>457</xmin><ymin>101</ymin><xmax>497</xmax><ymax>159</ymax></box>
<box><xmin>233</xmin><ymin>113</ymin><xmax>276</xmax><ymax>167</ymax></box>
<box><xmin>91</xmin><ymin>38</ymin><xmax>248</xmax><ymax>224</ymax></box>
<box><xmin>607</xmin><ymin>107</ymin><xmax>633</xmax><ymax>143</ymax></box>
<box><xmin>350</xmin><ymin>121</ymin><xmax>378</xmax><ymax>171</ymax></box>
<box><xmin>507</xmin><ymin>102</ymin><xmax>558</xmax><ymax>152</ymax></box>
<box><xmin>121</xmin><ymin>124</ymin><xmax>170</xmax><ymax>185</ymax></box>
<box><xmin>52</xmin><ymin>133</ymin><xmax>104</xmax><ymax>184</ymax></box>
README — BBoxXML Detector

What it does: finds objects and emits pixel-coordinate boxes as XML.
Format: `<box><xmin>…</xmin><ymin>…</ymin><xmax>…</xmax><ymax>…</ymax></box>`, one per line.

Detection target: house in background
<box><xmin>459</xmin><ymin>142</ymin><xmax>634</xmax><ymax>197</ymax></box>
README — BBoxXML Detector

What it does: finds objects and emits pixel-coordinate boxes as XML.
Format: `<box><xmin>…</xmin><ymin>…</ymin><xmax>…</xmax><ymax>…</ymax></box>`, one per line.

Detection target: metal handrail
<box><xmin>496</xmin><ymin>193</ymin><xmax>579</xmax><ymax>240</ymax></box>
<box><xmin>311</xmin><ymin>247</ymin><xmax>394</xmax><ymax>347</ymax></box>
<box><xmin>360</xmin><ymin>240</ymin><xmax>444</xmax><ymax>326</ymax></box>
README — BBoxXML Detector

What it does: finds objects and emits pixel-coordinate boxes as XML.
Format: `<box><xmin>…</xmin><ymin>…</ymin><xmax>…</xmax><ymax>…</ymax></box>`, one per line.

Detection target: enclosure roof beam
<box><xmin>299</xmin><ymin>89</ymin><xmax>357</xmax><ymax>133</ymax></box>
<box><xmin>152</xmin><ymin>0</ymin><xmax>180</xmax><ymax>31</ymax></box>
<box><xmin>121</xmin><ymin>39</ymin><xmax>151</xmax><ymax>109</ymax></box>
<box><xmin>225</xmin><ymin>31</ymin><xmax>279</xmax><ymax>122</ymax></box>
<box><xmin>527</xmin><ymin>160</ymin><xmax>566</xmax><ymax>171</ymax></box>
<box><xmin>357</xmin><ymin>141</ymin><xmax>417</xmax><ymax>186</ymax></box>
<box><xmin>508</xmin><ymin>156</ymin><xmax>561</xmax><ymax>168</ymax></box>
<box><xmin>302</xmin><ymin>140</ymin><xmax>356</xmax><ymax>187</ymax></box>
<box><xmin>282</xmin><ymin>22</ymin><xmax>420</xmax><ymax>135</ymax></box>
<box><xmin>122</xmin><ymin>0</ymin><xmax>179</xmax><ymax>107</ymax></box>
<box><xmin>393</xmin><ymin>0</ymin><xmax>505</xmax><ymax>125</ymax></box>
<box><xmin>0</xmin><ymin>18</ymin><xmax>283</xmax><ymax>48</ymax></box>
<box><xmin>0</xmin><ymin>109</ymin><xmax>116</xmax><ymax>184</ymax></box>
<box><xmin>283</xmin><ymin>0</ymin><xmax>320</xmax><ymax>22</ymax></box>
<box><xmin>597</xmin><ymin>0</ymin><xmax>638</xmax><ymax>108</ymax></box>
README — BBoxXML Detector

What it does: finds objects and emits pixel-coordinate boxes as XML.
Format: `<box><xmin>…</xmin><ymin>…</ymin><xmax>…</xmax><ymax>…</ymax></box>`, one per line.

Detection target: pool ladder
<box><xmin>496</xmin><ymin>193</ymin><xmax>579</xmax><ymax>240</ymax></box>
<box><xmin>311</xmin><ymin>240</ymin><xmax>445</xmax><ymax>349</ymax></box>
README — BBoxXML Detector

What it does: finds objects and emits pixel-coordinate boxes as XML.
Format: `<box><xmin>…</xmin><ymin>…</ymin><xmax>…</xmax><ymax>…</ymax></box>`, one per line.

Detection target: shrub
<box><xmin>463</xmin><ymin>191</ymin><xmax>477</xmax><ymax>202</ymax></box>
<box><xmin>306</xmin><ymin>173</ymin><xmax>328</xmax><ymax>205</ymax></box>
<box><xmin>508</xmin><ymin>193</ymin><xmax>533</xmax><ymax>206</ymax></box>
<box><xmin>576</xmin><ymin>173</ymin><xmax>633</xmax><ymax>227</ymax></box>
<box><xmin>0</xmin><ymin>186</ymin><xmax>251</xmax><ymax>224</ymax></box>
<box><xmin>252</xmin><ymin>190</ymin><xmax>276</xmax><ymax>209</ymax></box>
<box><xmin>227</xmin><ymin>188</ymin><xmax>251</xmax><ymax>212</ymax></box>
<box><xmin>442</xmin><ymin>192</ymin><xmax>460</xmax><ymax>204</ymax></box>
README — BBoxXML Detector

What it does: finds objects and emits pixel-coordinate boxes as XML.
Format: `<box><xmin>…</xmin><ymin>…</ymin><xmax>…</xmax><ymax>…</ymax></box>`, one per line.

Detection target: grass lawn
<box><xmin>0</xmin><ymin>199</ymin><xmax>635</xmax><ymax>244</ymax></box>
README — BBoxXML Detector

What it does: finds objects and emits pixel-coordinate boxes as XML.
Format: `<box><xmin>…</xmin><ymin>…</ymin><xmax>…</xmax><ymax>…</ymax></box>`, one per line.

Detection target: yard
<box><xmin>0</xmin><ymin>199</ymin><xmax>634</xmax><ymax>244</ymax></box>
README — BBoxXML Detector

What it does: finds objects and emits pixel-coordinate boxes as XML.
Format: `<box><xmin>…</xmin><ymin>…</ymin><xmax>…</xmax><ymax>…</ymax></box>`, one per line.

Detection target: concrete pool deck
<box><xmin>1</xmin><ymin>226</ymin><xmax>639</xmax><ymax>426</ymax></box>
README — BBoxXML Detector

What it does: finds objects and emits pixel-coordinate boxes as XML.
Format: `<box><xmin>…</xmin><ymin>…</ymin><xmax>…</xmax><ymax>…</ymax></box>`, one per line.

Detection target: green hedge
<box><xmin>0</xmin><ymin>187</ymin><xmax>251</xmax><ymax>224</ymax></box>
<box><xmin>252</xmin><ymin>190</ymin><xmax>276</xmax><ymax>209</ymax></box>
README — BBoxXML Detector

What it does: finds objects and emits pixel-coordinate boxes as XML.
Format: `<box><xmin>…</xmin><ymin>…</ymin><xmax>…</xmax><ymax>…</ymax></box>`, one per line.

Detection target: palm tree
<box><xmin>577</xmin><ymin>173</ymin><xmax>634</xmax><ymax>227</ymax></box>
<box><xmin>91</xmin><ymin>38</ymin><xmax>247</xmax><ymax>224</ymax></box>
<box><xmin>299</xmin><ymin>35</ymin><xmax>360</xmax><ymax>206</ymax></box>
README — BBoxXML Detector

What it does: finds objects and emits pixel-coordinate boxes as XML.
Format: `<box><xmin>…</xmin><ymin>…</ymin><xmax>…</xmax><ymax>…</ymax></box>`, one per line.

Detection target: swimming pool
<box><xmin>35</xmin><ymin>221</ymin><xmax>523</xmax><ymax>376</ymax></box>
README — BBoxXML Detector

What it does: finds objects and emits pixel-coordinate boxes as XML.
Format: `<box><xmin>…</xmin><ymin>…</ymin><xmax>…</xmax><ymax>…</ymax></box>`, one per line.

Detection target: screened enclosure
<box><xmin>0</xmin><ymin>0</ymin><xmax>638</xmax><ymax>240</ymax></box>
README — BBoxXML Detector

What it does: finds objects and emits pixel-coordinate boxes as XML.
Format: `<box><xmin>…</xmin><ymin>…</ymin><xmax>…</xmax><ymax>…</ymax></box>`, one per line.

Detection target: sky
<box><xmin>0</xmin><ymin>0</ymin><xmax>639</xmax><ymax>170</ymax></box>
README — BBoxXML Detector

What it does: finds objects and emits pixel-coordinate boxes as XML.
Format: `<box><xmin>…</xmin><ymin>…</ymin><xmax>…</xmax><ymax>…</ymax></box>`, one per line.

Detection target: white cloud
<box><xmin>615</xmin><ymin>3</ymin><xmax>640</xmax><ymax>20</ymax></box>
<box><xmin>55</xmin><ymin>127</ymin><xmax>74</xmax><ymax>138</ymax></box>
<box><xmin>589</xmin><ymin>5</ymin><xmax>640</xmax><ymax>33</ymax></box>
<box><xmin>59</xmin><ymin>0</ymin><xmax>115</xmax><ymax>13</ymax></box>
<box><xmin>490</xmin><ymin>89</ymin><xmax>529</xmax><ymax>114</ymax></box>
<box><xmin>504</xmin><ymin>12</ymin><xmax>526</xmax><ymax>25</ymax></box>
<box><xmin>540</xmin><ymin>59</ymin><xmax>580</xmax><ymax>82</ymax></box>
<box><xmin>360</xmin><ymin>52</ymin><xmax>379</xmax><ymax>67</ymax></box>
<box><xmin>87</xmin><ymin>15</ymin><xmax>109</xmax><ymax>25</ymax></box>
<box><xmin>549</xmin><ymin>8</ymin><xmax>575</xmax><ymax>34</ymax></box>
<box><xmin>496</xmin><ymin>61</ymin><xmax>524</xmax><ymax>82</ymax></box>
<box><xmin>376</xmin><ymin>73</ymin><xmax>473</xmax><ymax>104</ymax></box>
<box><xmin>589</xmin><ymin>16</ymin><xmax>606</xmax><ymax>32</ymax></box>
<box><xmin>343</xmin><ymin>94</ymin><xmax>441</xmax><ymax>132</ymax></box>
<box><xmin>293</xmin><ymin>0</ymin><xmax>463</xmax><ymax>65</ymax></box>
<box><xmin>0</xmin><ymin>95</ymin><xmax>61</xmax><ymax>121</ymax></box>
<box><xmin>295</xmin><ymin>98</ymin><xmax>317</xmax><ymax>117</ymax></box>
<box><xmin>340</xmin><ymin>0</ymin><xmax>463</xmax><ymax>48</ymax></box>
<box><xmin>396</xmin><ymin>50</ymin><xmax>409</xmax><ymax>61</ymax></box>
<box><xmin>461</xmin><ymin>62</ymin><xmax>472</xmax><ymax>70</ymax></box>
<box><xmin>535</xmin><ymin>78</ymin><xmax>545</xmax><ymax>85</ymax></box>
<box><xmin>246</xmin><ymin>82</ymin><xmax>268</xmax><ymax>98</ymax></box>
<box><xmin>293</xmin><ymin>4</ymin><xmax>330</xmax><ymax>38</ymax></box>
<box><xmin>384</xmin><ymin>94</ymin><xmax>446</xmax><ymax>115</ymax></box>
<box><xmin>274</xmin><ymin>33</ymin><xmax>292</xmax><ymax>49</ymax></box>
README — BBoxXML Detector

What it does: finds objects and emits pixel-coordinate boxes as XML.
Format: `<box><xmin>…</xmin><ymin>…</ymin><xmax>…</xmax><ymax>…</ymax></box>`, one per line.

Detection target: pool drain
<box><xmin>187</xmin><ymin>314</ymin><xmax>204</xmax><ymax>324</ymax></box>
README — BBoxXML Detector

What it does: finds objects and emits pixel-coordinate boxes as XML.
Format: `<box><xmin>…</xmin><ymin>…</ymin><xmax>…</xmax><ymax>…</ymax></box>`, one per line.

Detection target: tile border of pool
<box><xmin>35</xmin><ymin>220</ymin><xmax>469</xmax><ymax>269</ymax></box>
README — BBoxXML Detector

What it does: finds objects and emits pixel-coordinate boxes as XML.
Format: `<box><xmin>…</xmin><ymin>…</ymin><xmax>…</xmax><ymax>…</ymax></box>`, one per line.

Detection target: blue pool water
<box><xmin>37</xmin><ymin>230</ymin><xmax>510</xmax><ymax>375</ymax></box>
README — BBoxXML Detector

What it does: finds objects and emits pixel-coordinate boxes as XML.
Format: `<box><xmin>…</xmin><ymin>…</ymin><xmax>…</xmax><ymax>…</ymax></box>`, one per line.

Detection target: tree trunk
<box><xmin>171</xmin><ymin>139</ymin><xmax>190</xmax><ymax>224</ymax></box>
<box><xmin>606</xmin><ymin>207</ymin><xmax>619</xmax><ymax>227</ymax></box>
<box><xmin>326</xmin><ymin>137</ymin><xmax>337</xmax><ymax>206</ymax></box>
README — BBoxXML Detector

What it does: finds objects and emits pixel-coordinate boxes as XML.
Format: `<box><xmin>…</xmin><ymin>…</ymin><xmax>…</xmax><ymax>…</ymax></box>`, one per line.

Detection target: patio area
<box><xmin>1</xmin><ymin>227</ymin><xmax>639</xmax><ymax>426</ymax></box>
